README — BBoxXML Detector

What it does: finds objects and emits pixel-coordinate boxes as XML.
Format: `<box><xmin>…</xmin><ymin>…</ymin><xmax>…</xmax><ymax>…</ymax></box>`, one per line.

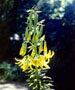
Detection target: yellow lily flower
<box><xmin>15</xmin><ymin>49</ymin><xmax>54</xmax><ymax>71</ymax></box>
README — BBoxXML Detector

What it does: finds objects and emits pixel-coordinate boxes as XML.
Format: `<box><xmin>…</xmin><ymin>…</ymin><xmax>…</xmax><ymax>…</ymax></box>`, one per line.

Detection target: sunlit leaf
<box><xmin>39</xmin><ymin>19</ymin><xmax>45</xmax><ymax>24</ymax></box>
<box><xmin>29</xmin><ymin>75</ymin><xmax>35</xmax><ymax>79</ymax></box>
<box><xmin>26</xmin><ymin>9</ymin><xmax>33</xmax><ymax>12</ymax></box>
<box><xmin>29</xmin><ymin>83</ymin><xmax>34</xmax><ymax>87</ymax></box>
<box><xmin>40</xmin><ymin>35</ymin><xmax>45</xmax><ymax>41</ymax></box>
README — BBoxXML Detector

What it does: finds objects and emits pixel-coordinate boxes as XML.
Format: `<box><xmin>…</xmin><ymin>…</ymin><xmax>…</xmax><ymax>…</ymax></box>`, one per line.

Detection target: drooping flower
<box><xmin>15</xmin><ymin>50</ymin><xmax>54</xmax><ymax>71</ymax></box>
<box><xmin>15</xmin><ymin>56</ymin><xmax>33</xmax><ymax>72</ymax></box>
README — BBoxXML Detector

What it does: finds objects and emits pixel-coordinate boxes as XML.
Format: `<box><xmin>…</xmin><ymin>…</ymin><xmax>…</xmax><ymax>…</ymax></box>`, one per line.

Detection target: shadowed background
<box><xmin>0</xmin><ymin>0</ymin><xmax>75</xmax><ymax>90</ymax></box>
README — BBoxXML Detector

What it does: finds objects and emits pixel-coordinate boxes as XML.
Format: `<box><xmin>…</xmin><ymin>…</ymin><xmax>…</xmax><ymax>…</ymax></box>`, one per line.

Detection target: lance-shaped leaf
<box><xmin>39</xmin><ymin>19</ymin><xmax>45</xmax><ymax>24</ymax></box>
<box><xmin>19</xmin><ymin>42</ymin><xmax>27</xmax><ymax>56</ymax></box>
<box><xmin>34</xmin><ymin>12</ymin><xmax>38</xmax><ymax>27</ymax></box>
<box><xmin>40</xmin><ymin>35</ymin><xmax>45</xmax><ymax>41</ymax></box>
<box><xmin>29</xmin><ymin>19</ymin><xmax>32</xmax><ymax>30</ymax></box>
<box><xmin>25</xmin><ymin>27</ymin><xmax>28</xmax><ymax>39</ymax></box>
<box><xmin>32</xmin><ymin>33</ymin><xmax>35</xmax><ymax>43</ymax></box>
<box><xmin>27</xmin><ymin>31</ymin><xmax>32</xmax><ymax>41</ymax></box>
<box><xmin>37</xmin><ymin>19</ymin><xmax>45</xmax><ymax>25</ymax></box>
<box><xmin>33</xmin><ymin>85</ymin><xmax>37</xmax><ymax>90</ymax></box>
<box><xmin>35</xmin><ymin>33</ymin><xmax>39</xmax><ymax>43</ymax></box>
<box><xmin>39</xmin><ymin>25</ymin><xmax>43</xmax><ymax>37</ymax></box>
<box><xmin>26</xmin><ymin>9</ymin><xmax>33</xmax><ymax>12</ymax></box>
<box><xmin>28</xmin><ymin>46</ymin><xmax>33</xmax><ymax>53</ymax></box>
<box><xmin>29</xmin><ymin>83</ymin><xmax>34</xmax><ymax>87</ymax></box>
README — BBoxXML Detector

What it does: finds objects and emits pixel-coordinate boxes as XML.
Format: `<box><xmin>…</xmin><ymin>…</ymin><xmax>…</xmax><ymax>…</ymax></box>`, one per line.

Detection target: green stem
<box><xmin>33</xmin><ymin>11</ymin><xmax>39</xmax><ymax>90</ymax></box>
<box><xmin>35</xmin><ymin>67</ymin><xmax>40</xmax><ymax>90</ymax></box>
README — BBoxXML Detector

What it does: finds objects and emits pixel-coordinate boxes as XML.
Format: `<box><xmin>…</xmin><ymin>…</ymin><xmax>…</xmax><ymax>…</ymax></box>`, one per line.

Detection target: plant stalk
<box><xmin>35</xmin><ymin>67</ymin><xmax>40</xmax><ymax>90</ymax></box>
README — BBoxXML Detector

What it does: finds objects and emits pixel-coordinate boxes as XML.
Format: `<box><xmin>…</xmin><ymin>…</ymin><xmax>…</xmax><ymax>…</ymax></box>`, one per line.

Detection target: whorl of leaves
<box><xmin>25</xmin><ymin>68</ymin><xmax>54</xmax><ymax>90</ymax></box>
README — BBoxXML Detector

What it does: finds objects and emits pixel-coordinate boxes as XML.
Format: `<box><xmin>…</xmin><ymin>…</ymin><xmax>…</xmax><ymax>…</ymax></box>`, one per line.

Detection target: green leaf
<box><xmin>35</xmin><ymin>33</ymin><xmax>39</xmax><ymax>42</ymax></box>
<box><xmin>33</xmin><ymin>85</ymin><xmax>37</xmax><ymax>90</ymax></box>
<box><xmin>29</xmin><ymin>75</ymin><xmax>35</xmax><ymax>79</ymax></box>
<box><xmin>26</xmin><ymin>9</ymin><xmax>33</xmax><ymax>12</ymax></box>
<box><xmin>47</xmin><ymin>83</ymin><xmax>53</xmax><ymax>86</ymax></box>
<box><xmin>27</xmin><ymin>32</ymin><xmax>32</xmax><ymax>41</ymax></box>
<box><xmin>39</xmin><ymin>25</ymin><xmax>43</xmax><ymax>37</ymax></box>
<box><xmin>38</xmin><ymin>19</ymin><xmax>45</xmax><ymax>24</ymax></box>
<box><xmin>40</xmin><ymin>35</ymin><xmax>45</xmax><ymax>41</ymax></box>
<box><xmin>25</xmin><ymin>27</ymin><xmax>28</xmax><ymax>38</ymax></box>
<box><xmin>28</xmin><ymin>46</ymin><xmax>33</xmax><ymax>53</ymax></box>
<box><xmin>34</xmin><ymin>12</ymin><xmax>38</xmax><ymax>27</ymax></box>
<box><xmin>34</xmin><ymin>79</ymin><xmax>37</xmax><ymax>82</ymax></box>
<box><xmin>29</xmin><ymin>83</ymin><xmax>34</xmax><ymax>87</ymax></box>
<box><xmin>29</xmin><ymin>19</ymin><xmax>32</xmax><ymax>30</ymax></box>
<box><xmin>43</xmin><ymin>76</ymin><xmax>52</xmax><ymax>80</ymax></box>
<box><xmin>32</xmin><ymin>34</ymin><xmax>35</xmax><ymax>43</ymax></box>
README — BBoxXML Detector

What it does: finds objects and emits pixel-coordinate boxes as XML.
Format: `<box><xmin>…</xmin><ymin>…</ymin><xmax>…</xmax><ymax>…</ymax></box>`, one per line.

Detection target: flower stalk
<box><xmin>35</xmin><ymin>67</ymin><xmax>40</xmax><ymax>90</ymax></box>
<box><xmin>15</xmin><ymin>8</ymin><xmax>54</xmax><ymax>90</ymax></box>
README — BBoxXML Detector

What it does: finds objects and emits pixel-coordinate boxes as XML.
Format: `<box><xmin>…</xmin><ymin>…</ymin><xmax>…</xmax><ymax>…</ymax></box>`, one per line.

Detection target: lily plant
<box><xmin>15</xmin><ymin>9</ymin><xmax>54</xmax><ymax>90</ymax></box>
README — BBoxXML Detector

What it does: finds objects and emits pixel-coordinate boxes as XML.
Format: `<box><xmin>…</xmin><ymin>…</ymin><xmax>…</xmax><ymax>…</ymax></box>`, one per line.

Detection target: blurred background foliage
<box><xmin>0</xmin><ymin>61</ymin><xmax>26</xmax><ymax>81</ymax></box>
<box><xmin>0</xmin><ymin>0</ymin><xmax>75</xmax><ymax>90</ymax></box>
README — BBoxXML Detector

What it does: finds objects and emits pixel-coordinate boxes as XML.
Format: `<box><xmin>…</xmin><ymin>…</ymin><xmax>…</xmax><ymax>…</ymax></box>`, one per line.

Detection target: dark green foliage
<box><xmin>0</xmin><ymin>62</ymin><xmax>16</xmax><ymax>80</ymax></box>
<box><xmin>0</xmin><ymin>61</ymin><xmax>26</xmax><ymax>81</ymax></box>
<box><xmin>37</xmin><ymin>0</ymin><xmax>73</xmax><ymax>20</ymax></box>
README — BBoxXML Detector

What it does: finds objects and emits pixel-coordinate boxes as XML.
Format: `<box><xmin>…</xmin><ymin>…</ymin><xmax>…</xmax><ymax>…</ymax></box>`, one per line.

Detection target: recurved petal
<box><xmin>50</xmin><ymin>51</ymin><xmax>54</xmax><ymax>58</ymax></box>
<box><xmin>44</xmin><ymin>64</ymin><xmax>50</xmax><ymax>69</ymax></box>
